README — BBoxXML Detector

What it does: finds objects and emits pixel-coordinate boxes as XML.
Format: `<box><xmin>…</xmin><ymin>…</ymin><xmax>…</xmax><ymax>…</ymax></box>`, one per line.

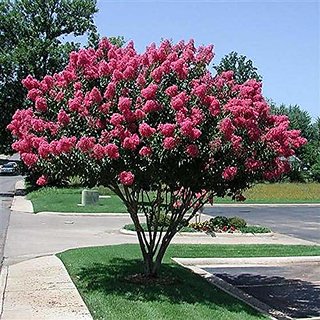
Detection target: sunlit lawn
<box><xmin>27</xmin><ymin>182</ymin><xmax>320</xmax><ymax>213</ymax></box>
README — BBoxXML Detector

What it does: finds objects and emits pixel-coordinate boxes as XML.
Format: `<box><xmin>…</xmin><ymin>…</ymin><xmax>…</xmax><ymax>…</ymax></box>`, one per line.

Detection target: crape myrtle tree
<box><xmin>8</xmin><ymin>38</ymin><xmax>306</xmax><ymax>277</ymax></box>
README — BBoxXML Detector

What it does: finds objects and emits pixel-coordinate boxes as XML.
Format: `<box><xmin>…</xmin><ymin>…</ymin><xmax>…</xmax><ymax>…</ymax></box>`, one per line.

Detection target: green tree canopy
<box><xmin>0</xmin><ymin>0</ymin><xmax>97</xmax><ymax>154</ymax></box>
<box><xmin>214</xmin><ymin>51</ymin><xmax>262</xmax><ymax>84</ymax></box>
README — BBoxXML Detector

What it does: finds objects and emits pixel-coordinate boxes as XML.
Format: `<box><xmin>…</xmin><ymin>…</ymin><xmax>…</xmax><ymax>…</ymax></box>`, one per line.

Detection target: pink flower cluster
<box><xmin>8</xmin><ymin>37</ymin><xmax>306</xmax><ymax>188</ymax></box>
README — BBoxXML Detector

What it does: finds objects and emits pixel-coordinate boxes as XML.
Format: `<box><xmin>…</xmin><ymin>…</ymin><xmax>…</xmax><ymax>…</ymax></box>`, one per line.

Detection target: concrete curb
<box><xmin>119</xmin><ymin>228</ymin><xmax>274</xmax><ymax>238</ymax></box>
<box><xmin>119</xmin><ymin>228</ymin><xmax>207</xmax><ymax>237</ymax></box>
<box><xmin>35</xmin><ymin>211</ymin><xmax>143</xmax><ymax>216</ymax></box>
<box><xmin>173</xmin><ymin>255</ymin><xmax>320</xmax><ymax>267</ymax></box>
<box><xmin>10</xmin><ymin>195</ymin><xmax>34</xmax><ymax>213</ymax></box>
<box><xmin>204</xmin><ymin>203</ymin><xmax>320</xmax><ymax>207</ymax></box>
<box><xmin>0</xmin><ymin>266</ymin><xmax>8</xmax><ymax>317</ymax></box>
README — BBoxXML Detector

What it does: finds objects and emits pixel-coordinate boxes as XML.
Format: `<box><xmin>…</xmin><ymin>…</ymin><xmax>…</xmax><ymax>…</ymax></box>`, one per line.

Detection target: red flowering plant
<box><xmin>8</xmin><ymin>38</ymin><xmax>306</xmax><ymax>277</ymax></box>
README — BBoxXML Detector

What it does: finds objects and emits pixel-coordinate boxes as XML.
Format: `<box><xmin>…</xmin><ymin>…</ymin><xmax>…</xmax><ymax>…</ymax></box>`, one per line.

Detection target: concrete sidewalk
<box><xmin>0</xmin><ymin>256</ymin><xmax>92</xmax><ymax>320</ymax></box>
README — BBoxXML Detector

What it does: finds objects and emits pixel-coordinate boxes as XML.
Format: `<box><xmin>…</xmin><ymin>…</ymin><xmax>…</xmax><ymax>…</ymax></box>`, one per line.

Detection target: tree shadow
<box><xmin>212</xmin><ymin>271</ymin><xmax>320</xmax><ymax>319</ymax></box>
<box><xmin>75</xmin><ymin>258</ymin><xmax>264</xmax><ymax>317</ymax></box>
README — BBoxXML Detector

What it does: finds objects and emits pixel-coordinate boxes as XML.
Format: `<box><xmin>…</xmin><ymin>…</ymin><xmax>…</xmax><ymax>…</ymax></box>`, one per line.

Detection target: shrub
<box><xmin>228</xmin><ymin>216</ymin><xmax>247</xmax><ymax>228</ymax></box>
<box><xmin>210</xmin><ymin>216</ymin><xmax>230</xmax><ymax>228</ymax></box>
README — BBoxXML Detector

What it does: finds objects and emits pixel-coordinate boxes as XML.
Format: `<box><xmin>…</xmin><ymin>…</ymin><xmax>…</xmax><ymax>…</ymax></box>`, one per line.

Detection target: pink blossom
<box><xmin>21</xmin><ymin>153</ymin><xmax>38</xmax><ymax>167</ymax></box>
<box><xmin>22</xmin><ymin>75</ymin><xmax>39</xmax><ymax>90</ymax></box>
<box><xmin>208</xmin><ymin>96</ymin><xmax>220</xmax><ymax>116</ymax></box>
<box><xmin>186</xmin><ymin>144</ymin><xmax>199</xmax><ymax>157</ymax></box>
<box><xmin>222</xmin><ymin>166</ymin><xmax>238</xmax><ymax>181</ymax></box>
<box><xmin>92</xmin><ymin>144</ymin><xmax>106</xmax><ymax>160</ymax></box>
<box><xmin>171</xmin><ymin>92</ymin><xmax>188</xmax><ymax>111</ymax></box>
<box><xmin>139</xmin><ymin>146</ymin><xmax>152</xmax><ymax>157</ymax></box>
<box><xmin>139</xmin><ymin>123</ymin><xmax>156</xmax><ymax>138</ymax></box>
<box><xmin>27</xmin><ymin>89</ymin><xmax>42</xmax><ymax>101</ymax></box>
<box><xmin>99</xmin><ymin>103</ymin><xmax>111</xmax><ymax>114</ymax></box>
<box><xmin>173</xmin><ymin>200</ymin><xmax>182</xmax><ymax>208</ymax></box>
<box><xmin>134</xmin><ymin>109</ymin><xmax>146</xmax><ymax>120</ymax></box>
<box><xmin>190</xmin><ymin>108</ymin><xmax>204</xmax><ymax>126</ymax></box>
<box><xmin>31</xmin><ymin>119</ymin><xmax>47</xmax><ymax>132</ymax></box>
<box><xmin>104</xmin><ymin>82</ymin><xmax>116</xmax><ymax>99</ymax></box>
<box><xmin>76</xmin><ymin>137</ymin><xmax>96</xmax><ymax>152</ymax></box>
<box><xmin>123</xmin><ymin>134</ymin><xmax>140</xmax><ymax>150</ymax></box>
<box><xmin>165</xmin><ymin>85</ymin><xmax>178</xmax><ymax>97</ymax></box>
<box><xmin>171</xmin><ymin>59</ymin><xmax>188</xmax><ymax>79</ymax></box>
<box><xmin>141</xmin><ymin>84</ymin><xmax>158</xmax><ymax>100</ymax></box>
<box><xmin>73</xmin><ymin>82</ymin><xmax>82</xmax><ymax>91</ymax></box>
<box><xmin>40</xmin><ymin>76</ymin><xmax>53</xmax><ymax>91</ymax></box>
<box><xmin>98</xmin><ymin>61</ymin><xmax>110</xmax><ymax>77</ymax></box>
<box><xmin>68</xmin><ymin>97</ymin><xmax>82</xmax><ymax>112</ymax></box>
<box><xmin>105</xmin><ymin>143</ymin><xmax>120</xmax><ymax>159</ymax></box>
<box><xmin>118</xmin><ymin>171</ymin><xmax>135</xmax><ymax>186</ymax></box>
<box><xmin>219</xmin><ymin>118</ymin><xmax>235</xmax><ymax>139</ymax></box>
<box><xmin>89</xmin><ymin>87</ymin><xmax>102</xmax><ymax>103</ymax></box>
<box><xmin>231</xmin><ymin>135</ymin><xmax>242</xmax><ymax>151</ymax></box>
<box><xmin>171</xmin><ymin>96</ymin><xmax>184</xmax><ymax>111</ymax></box>
<box><xmin>192</xmin><ymin>83</ymin><xmax>207</xmax><ymax>99</ymax></box>
<box><xmin>36</xmin><ymin>175</ymin><xmax>48</xmax><ymax>186</ymax></box>
<box><xmin>245</xmin><ymin>158</ymin><xmax>262</xmax><ymax>172</ymax></box>
<box><xmin>57</xmin><ymin>109</ymin><xmax>70</xmax><ymax>125</ymax></box>
<box><xmin>56</xmin><ymin>137</ymin><xmax>76</xmax><ymax>154</ymax></box>
<box><xmin>54</xmin><ymin>91</ymin><xmax>64</xmax><ymax>102</ymax></box>
<box><xmin>35</xmin><ymin>97</ymin><xmax>47</xmax><ymax>112</ymax></box>
<box><xmin>180</xmin><ymin>120</ymin><xmax>201</xmax><ymax>140</ymax></box>
<box><xmin>151</xmin><ymin>66</ymin><xmax>164</xmax><ymax>82</ymax></box>
<box><xmin>123</xmin><ymin>66</ymin><xmax>135</xmax><ymax>79</ymax></box>
<box><xmin>142</xmin><ymin>100</ymin><xmax>160</xmax><ymax>113</ymax></box>
<box><xmin>118</xmin><ymin>97</ymin><xmax>132</xmax><ymax>112</ymax></box>
<box><xmin>163</xmin><ymin>137</ymin><xmax>177</xmax><ymax>150</ymax></box>
<box><xmin>158</xmin><ymin>123</ymin><xmax>175</xmax><ymax>137</ymax></box>
<box><xmin>110</xmin><ymin>113</ymin><xmax>125</xmax><ymax>126</ymax></box>
<box><xmin>136</xmin><ymin>74</ymin><xmax>146</xmax><ymax>87</ymax></box>
<box><xmin>112</xmin><ymin>70</ymin><xmax>123</xmax><ymax>81</ymax></box>
<box><xmin>38</xmin><ymin>142</ymin><xmax>52</xmax><ymax>159</ymax></box>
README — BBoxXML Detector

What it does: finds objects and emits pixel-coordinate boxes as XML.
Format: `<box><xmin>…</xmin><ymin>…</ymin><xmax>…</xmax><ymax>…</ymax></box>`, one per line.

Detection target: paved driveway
<box><xmin>204</xmin><ymin>205</ymin><xmax>320</xmax><ymax>244</ymax></box>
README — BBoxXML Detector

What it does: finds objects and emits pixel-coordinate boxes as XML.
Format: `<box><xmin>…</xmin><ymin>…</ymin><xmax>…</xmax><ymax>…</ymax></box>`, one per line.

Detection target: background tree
<box><xmin>214</xmin><ymin>51</ymin><xmax>262</xmax><ymax>84</ymax></box>
<box><xmin>0</xmin><ymin>0</ymin><xmax>98</xmax><ymax>154</ymax></box>
<box><xmin>8</xmin><ymin>39</ymin><xmax>306</xmax><ymax>277</ymax></box>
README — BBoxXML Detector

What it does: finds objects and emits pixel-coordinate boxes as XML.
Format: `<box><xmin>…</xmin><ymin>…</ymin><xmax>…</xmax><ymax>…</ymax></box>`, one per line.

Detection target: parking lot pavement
<box><xmin>204</xmin><ymin>263</ymin><xmax>320</xmax><ymax>319</ymax></box>
<box><xmin>204</xmin><ymin>205</ymin><xmax>320</xmax><ymax>244</ymax></box>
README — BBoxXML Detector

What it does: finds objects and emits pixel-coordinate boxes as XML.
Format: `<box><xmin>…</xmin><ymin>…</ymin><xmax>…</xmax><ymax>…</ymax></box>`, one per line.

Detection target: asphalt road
<box><xmin>0</xmin><ymin>174</ymin><xmax>22</xmax><ymax>265</ymax></box>
<box><xmin>204</xmin><ymin>206</ymin><xmax>320</xmax><ymax>244</ymax></box>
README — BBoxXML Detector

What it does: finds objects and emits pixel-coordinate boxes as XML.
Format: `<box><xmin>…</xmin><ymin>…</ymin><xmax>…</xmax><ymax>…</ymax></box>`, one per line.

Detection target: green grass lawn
<box><xmin>216</xmin><ymin>182</ymin><xmax>320</xmax><ymax>204</ymax></box>
<box><xmin>58</xmin><ymin>244</ymin><xmax>320</xmax><ymax>320</ymax></box>
<box><xmin>27</xmin><ymin>187</ymin><xmax>127</xmax><ymax>213</ymax></box>
<box><xmin>28</xmin><ymin>182</ymin><xmax>320</xmax><ymax>213</ymax></box>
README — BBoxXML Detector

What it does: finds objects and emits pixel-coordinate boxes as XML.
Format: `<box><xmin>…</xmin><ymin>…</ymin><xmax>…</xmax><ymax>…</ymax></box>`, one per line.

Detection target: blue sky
<box><xmin>93</xmin><ymin>0</ymin><xmax>319</xmax><ymax>120</ymax></box>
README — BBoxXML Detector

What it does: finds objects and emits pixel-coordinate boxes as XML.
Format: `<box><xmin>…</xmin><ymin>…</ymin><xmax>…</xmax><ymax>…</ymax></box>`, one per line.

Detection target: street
<box><xmin>0</xmin><ymin>175</ymin><xmax>22</xmax><ymax>265</ymax></box>
<box><xmin>205</xmin><ymin>205</ymin><xmax>320</xmax><ymax>244</ymax></box>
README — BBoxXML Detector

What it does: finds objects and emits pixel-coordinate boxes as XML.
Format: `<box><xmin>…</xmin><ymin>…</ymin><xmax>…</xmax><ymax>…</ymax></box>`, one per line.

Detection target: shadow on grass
<box><xmin>75</xmin><ymin>257</ymin><xmax>264</xmax><ymax>317</ymax></box>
